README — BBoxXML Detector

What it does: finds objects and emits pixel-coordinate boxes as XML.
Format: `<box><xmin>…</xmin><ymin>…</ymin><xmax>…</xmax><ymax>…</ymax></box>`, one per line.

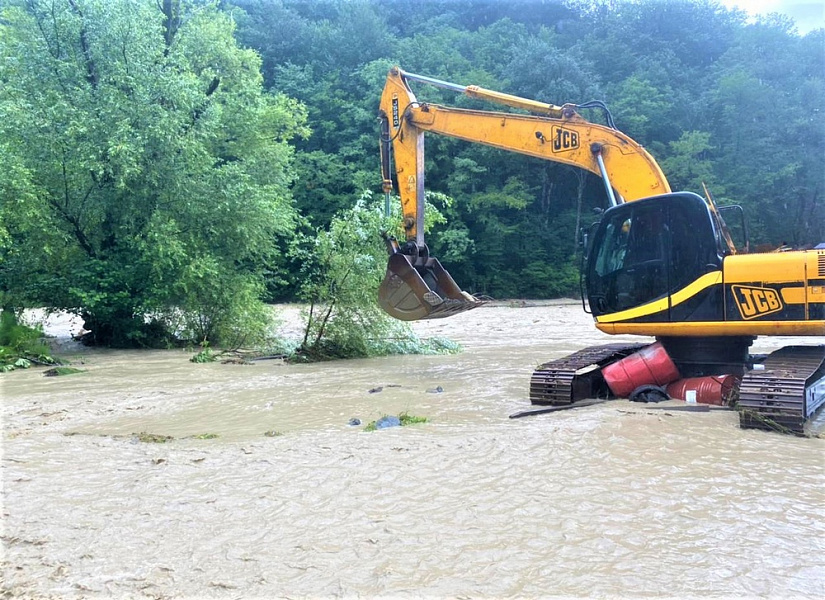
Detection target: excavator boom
<box><xmin>378</xmin><ymin>66</ymin><xmax>670</xmax><ymax>320</ymax></box>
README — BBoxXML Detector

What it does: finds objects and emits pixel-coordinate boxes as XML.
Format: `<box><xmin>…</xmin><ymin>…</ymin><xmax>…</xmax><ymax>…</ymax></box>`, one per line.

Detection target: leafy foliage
<box><xmin>3</xmin><ymin>0</ymin><xmax>824</xmax><ymax>354</ymax></box>
<box><xmin>290</xmin><ymin>192</ymin><xmax>461</xmax><ymax>361</ymax></box>
<box><xmin>0</xmin><ymin>310</ymin><xmax>56</xmax><ymax>372</ymax></box>
<box><xmin>364</xmin><ymin>411</ymin><xmax>429</xmax><ymax>431</ymax></box>
<box><xmin>0</xmin><ymin>0</ymin><xmax>307</xmax><ymax>346</ymax></box>
<box><xmin>190</xmin><ymin>345</ymin><xmax>218</xmax><ymax>364</ymax></box>
<box><xmin>398</xmin><ymin>411</ymin><xmax>428</xmax><ymax>425</ymax></box>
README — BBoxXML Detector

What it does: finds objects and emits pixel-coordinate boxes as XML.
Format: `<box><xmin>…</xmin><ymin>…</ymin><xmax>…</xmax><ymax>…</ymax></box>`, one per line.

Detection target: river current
<box><xmin>3</xmin><ymin>302</ymin><xmax>824</xmax><ymax>598</ymax></box>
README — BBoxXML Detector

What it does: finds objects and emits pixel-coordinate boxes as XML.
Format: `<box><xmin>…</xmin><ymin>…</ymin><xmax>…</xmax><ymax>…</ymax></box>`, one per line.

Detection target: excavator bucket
<box><xmin>378</xmin><ymin>253</ymin><xmax>484</xmax><ymax>321</ymax></box>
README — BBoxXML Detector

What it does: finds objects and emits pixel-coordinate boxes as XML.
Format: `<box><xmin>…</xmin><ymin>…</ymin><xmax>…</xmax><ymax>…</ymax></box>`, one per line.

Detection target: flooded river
<box><xmin>3</xmin><ymin>302</ymin><xmax>824</xmax><ymax>598</ymax></box>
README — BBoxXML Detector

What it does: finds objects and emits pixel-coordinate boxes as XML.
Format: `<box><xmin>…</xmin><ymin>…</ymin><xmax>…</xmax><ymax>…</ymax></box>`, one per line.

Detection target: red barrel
<box><xmin>602</xmin><ymin>342</ymin><xmax>680</xmax><ymax>398</ymax></box>
<box><xmin>665</xmin><ymin>375</ymin><xmax>739</xmax><ymax>406</ymax></box>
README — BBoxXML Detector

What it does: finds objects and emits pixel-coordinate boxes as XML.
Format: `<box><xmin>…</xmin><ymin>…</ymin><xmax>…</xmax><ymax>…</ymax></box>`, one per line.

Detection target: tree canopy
<box><xmin>0</xmin><ymin>0</ymin><xmax>307</xmax><ymax>345</ymax></box>
<box><xmin>232</xmin><ymin>0</ymin><xmax>823</xmax><ymax>298</ymax></box>
<box><xmin>2</xmin><ymin>0</ymin><xmax>823</xmax><ymax>346</ymax></box>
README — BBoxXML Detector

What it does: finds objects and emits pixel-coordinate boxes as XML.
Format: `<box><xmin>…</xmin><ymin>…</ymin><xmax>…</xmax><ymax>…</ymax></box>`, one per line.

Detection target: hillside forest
<box><xmin>1</xmin><ymin>0</ymin><xmax>823</xmax><ymax>349</ymax></box>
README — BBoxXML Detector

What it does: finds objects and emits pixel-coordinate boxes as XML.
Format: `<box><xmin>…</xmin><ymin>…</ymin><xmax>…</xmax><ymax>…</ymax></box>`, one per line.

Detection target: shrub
<box><xmin>0</xmin><ymin>310</ymin><xmax>56</xmax><ymax>372</ymax></box>
<box><xmin>291</xmin><ymin>192</ymin><xmax>461</xmax><ymax>362</ymax></box>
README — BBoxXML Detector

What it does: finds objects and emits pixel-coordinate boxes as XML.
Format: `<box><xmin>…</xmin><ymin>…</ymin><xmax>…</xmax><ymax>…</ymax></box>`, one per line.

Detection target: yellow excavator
<box><xmin>377</xmin><ymin>67</ymin><xmax>825</xmax><ymax>433</ymax></box>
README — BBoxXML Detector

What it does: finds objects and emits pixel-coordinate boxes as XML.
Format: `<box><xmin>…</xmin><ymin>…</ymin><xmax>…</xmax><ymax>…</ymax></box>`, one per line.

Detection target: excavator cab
<box><xmin>585</xmin><ymin>192</ymin><xmax>723</xmax><ymax>318</ymax></box>
<box><xmin>378</xmin><ymin>237</ymin><xmax>484</xmax><ymax>321</ymax></box>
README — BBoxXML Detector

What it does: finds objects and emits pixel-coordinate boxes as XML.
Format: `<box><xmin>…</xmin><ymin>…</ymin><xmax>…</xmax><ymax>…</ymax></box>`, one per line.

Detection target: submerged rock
<box><xmin>375</xmin><ymin>416</ymin><xmax>401</xmax><ymax>429</ymax></box>
<box><xmin>348</xmin><ymin>418</ymin><xmax>362</xmax><ymax>426</ymax></box>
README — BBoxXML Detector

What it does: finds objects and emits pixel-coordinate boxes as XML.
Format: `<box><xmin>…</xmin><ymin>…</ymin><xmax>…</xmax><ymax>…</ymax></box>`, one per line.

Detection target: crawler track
<box><xmin>737</xmin><ymin>346</ymin><xmax>825</xmax><ymax>434</ymax></box>
<box><xmin>529</xmin><ymin>343</ymin><xmax>646</xmax><ymax>406</ymax></box>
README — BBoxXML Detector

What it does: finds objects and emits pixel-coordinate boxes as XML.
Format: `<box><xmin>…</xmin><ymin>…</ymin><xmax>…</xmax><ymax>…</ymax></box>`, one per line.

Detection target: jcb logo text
<box><xmin>551</xmin><ymin>127</ymin><xmax>579</xmax><ymax>152</ymax></box>
<box><xmin>732</xmin><ymin>285</ymin><xmax>783</xmax><ymax>319</ymax></box>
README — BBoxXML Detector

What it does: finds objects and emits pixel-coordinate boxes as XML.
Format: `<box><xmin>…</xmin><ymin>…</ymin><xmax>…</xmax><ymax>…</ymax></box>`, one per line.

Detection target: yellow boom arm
<box><xmin>379</xmin><ymin>66</ymin><xmax>671</xmax><ymax>244</ymax></box>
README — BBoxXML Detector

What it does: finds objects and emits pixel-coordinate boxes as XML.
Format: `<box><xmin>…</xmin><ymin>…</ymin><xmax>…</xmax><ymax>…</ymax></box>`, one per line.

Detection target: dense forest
<box><xmin>1</xmin><ymin>0</ymin><xmax>823</xmax><ymax>348</ymax></box>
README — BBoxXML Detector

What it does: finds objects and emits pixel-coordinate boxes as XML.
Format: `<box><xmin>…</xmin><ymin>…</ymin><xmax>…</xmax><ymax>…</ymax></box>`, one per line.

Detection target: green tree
<box><xmin>292</xmin><ymin>192</ymin><xmax>456</xmax><ymax>361</ymax></box>
<box><xmin>708</xmin><ymin>22</ymin><xmax>824</xmax><ymax>245</ymax></box>
<box><xmin>660</xmin><ymin>130</ymin><xmax>719</xmax><ymax>193</ymax></box>
<box><xmin>0</xmin><ymin>0</ymin><xmax>308</xmax><ymax>346</ymax></box>
<box><xmin>607</xmin><ymin>75</ymin><xmax>673</xmax><ymax>143</ymax></box>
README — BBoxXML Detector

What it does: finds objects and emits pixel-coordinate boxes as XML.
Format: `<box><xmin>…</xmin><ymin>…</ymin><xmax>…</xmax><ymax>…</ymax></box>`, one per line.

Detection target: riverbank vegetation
<box><xmin>0</xmin><ymin>311</ymin><xmax>59</xmax><ymax>372</ymax></box>
<box><xmin>1</xmin><ymin>0</ymin><xmax>822</xmax><ymax>353</ymax></box>
<box><xmin>289</xmin><ymin>193</ymin><xmax>461</xmax><ymax>361</ymax></box>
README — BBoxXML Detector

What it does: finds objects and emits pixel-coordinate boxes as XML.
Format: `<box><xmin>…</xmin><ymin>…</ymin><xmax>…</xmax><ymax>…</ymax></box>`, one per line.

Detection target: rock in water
<box><xmin>375</xmin><ymin>416</ymin><xmax>401</xmax><ymax>429</ymax></box>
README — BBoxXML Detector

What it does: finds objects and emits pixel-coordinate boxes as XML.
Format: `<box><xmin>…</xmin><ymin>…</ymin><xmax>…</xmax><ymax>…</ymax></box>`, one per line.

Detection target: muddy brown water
<box><xmin>3</xmin><ymin>302</ymin><xmax>824</xmax><ymax>598</ymax></box>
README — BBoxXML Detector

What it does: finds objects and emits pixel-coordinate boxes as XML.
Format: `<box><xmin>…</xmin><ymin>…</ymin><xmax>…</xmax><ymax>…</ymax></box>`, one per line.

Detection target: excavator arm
<box><xmin>377</xmin><ymin>67</ymin><xmax>825</xmax><ymax>434</ymax></box>
<box><xmin>377</xmin><ymin>66</ymin><xmax>670</xmax><ymax>320</ymax></box>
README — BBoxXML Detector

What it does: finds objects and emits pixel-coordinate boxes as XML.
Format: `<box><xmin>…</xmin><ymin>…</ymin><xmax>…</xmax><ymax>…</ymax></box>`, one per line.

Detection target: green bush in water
<box><xmin>291</xmin><ymin>193</ymin><xmax>462</xmax><ymax>362</ymax></box>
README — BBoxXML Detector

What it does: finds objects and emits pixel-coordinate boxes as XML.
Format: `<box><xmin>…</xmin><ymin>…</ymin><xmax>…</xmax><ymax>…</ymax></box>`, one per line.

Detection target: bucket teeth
<box><xmin>378</xmin><ymin>253</ymin><xmax>483</xmax><ymax>321</ymax></box>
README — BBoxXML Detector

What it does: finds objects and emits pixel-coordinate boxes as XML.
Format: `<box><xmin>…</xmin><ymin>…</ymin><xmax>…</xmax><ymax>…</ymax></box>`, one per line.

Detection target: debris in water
<box><xmin>510</xmin><ymin>398</ymin><xmax>608</xmax><ymax>419</ymax></box>
<box><xmin>427</xmin><ymin>386</ymin><xmax>444</xmax><ymax>393</ymax></box>
<box><xmin>220</xmin><ymin>358</ymin><xmax>253</xmax><ymax>365</ymax></box>
<box><xmin>399</xmin><ymin>412</ymin><xmax>428</xmax><ymax>425</ymax></box>
<box><xmin>365</xmin><ymin>413</ymin><xmax>428</xmax><ymax>431</ymax></box>
<box><xmin>348</xmin><ymin>418</ymin><xmax>362</xmax><ymax>426</ymax></box>
<box><xmin>629</xmin><ymin>384</ymin><xmax>669</xmax><ymax>403</ymax></box>
<box><xmin>43</xmin><ymin>367</ymin><xmax>84</xmax><ymax>377</ymax></box>
<box><xmin>134</xmin><ymin>432</ymin><xmax>174</xmax><ymax>443</ymax></box>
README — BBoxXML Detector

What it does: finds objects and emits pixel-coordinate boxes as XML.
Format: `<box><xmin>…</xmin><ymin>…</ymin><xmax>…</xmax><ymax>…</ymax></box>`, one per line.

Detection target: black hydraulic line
<box><xmin>575</xmin><ymin>100</ymin><xmax>617</xmax><ymax>129</ymax></box>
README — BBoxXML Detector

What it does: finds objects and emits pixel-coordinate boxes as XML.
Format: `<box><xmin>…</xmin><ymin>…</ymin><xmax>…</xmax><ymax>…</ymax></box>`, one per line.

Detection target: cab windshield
<box><xmin>585</xmin><ymin>193</ymin><xmax>720</xmax><ymax>317</ymax></box>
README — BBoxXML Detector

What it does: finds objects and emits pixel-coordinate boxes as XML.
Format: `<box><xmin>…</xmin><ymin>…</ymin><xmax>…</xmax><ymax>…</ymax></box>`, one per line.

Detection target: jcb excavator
<box><xmin>377</xmin><ymin>67</ymin><xmax>825</xmax><ymax>434</ymax></box>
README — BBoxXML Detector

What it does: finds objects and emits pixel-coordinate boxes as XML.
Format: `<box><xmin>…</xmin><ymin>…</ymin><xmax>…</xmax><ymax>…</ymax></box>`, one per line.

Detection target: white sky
<box><xmin>720</xmin><ymin>1</ymin><xmax>825</xmax><ymax>34</ymax></box>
